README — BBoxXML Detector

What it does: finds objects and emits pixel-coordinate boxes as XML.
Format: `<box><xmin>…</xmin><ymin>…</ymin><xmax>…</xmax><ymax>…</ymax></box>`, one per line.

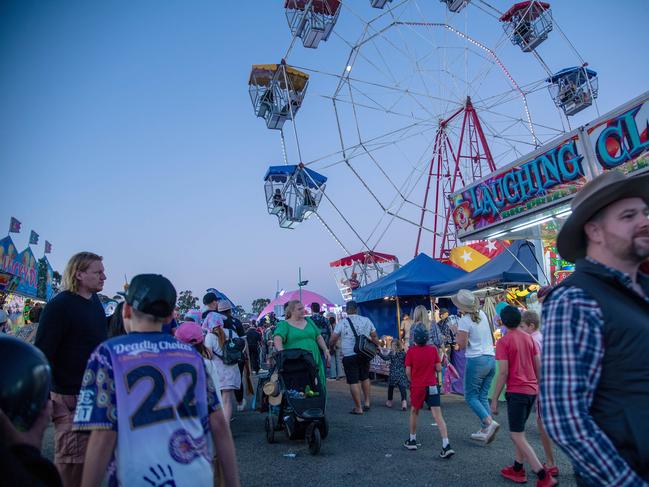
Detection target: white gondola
<box><xmin>547</xmin><ymin>66</ymin><xmax>598</xmax><ymax>117</ymax></box>
<box><xmin>284</xmin><ymin>0</ymin><xmax>341</xmax><ymax>49</ymax></box>
<box><xmin>249</xmin><ymin>63</ymin><xmax>309</xmax><ymax>131</ymax></box>
<box><xmin>264</xmin><ymin>165</ymin><xmax>327</xmax><ymax>229</ymax></box>
<box><xmin>440</xmin><ymin>0</ymin><xmax>470</xmax><ymax>13</ymax></box>
<box><xmin>500</xmin><ymin>1</ymin><xmax>553</xmax><ymax>53</ymax></box>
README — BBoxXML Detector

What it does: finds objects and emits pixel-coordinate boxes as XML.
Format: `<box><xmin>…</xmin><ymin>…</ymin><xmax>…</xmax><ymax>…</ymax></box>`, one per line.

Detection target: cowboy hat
<box><xmin>557</xmin><ymin>170</ymin><xmax>649</xmax><ymax>263</ymax></box>
<box><xmin>451</xmin><ymin>289</ymin><xmax>479</xmax><ymax>313</ymax></box>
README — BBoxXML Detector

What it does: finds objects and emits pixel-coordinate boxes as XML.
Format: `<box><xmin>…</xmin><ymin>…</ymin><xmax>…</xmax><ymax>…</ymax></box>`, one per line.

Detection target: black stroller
<box><xmin>264</xmin><ymin>349</ymin><xmax>328</xmax><ymax>455</ymax></box>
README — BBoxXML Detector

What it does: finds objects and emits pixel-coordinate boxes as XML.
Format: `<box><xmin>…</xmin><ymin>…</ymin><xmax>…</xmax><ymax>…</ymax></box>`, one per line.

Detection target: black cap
<box><xmin>0</xmin><ymin>336</ymin><xmax>51</xmax><ymax>431</ymax></box>
<box><xmin>122</xmin><ymin>274</ymin><xmax>176</xmax><ymax>318</ymax></box>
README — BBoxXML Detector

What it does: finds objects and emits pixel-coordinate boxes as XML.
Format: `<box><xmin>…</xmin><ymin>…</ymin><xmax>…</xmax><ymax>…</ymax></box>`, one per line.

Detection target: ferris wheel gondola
<box><xmin>370</xmin><ymin>0</ymin><xmax>393</xmax><ymax>9</ymax></box>
<box><xmin>547</xmin><ymin>66</ymin><xmax>598</xmax><ymax>117</ymax></box>
<box><xmin>249</xmin><ymin>63</ymin><xmax>309</xmax><ymax>130</ymax></box>
<box><xmin>264</xmin><ymin>164</ymin><xmax>327</xmax><ymax>229</ymax></box>
<box><xmin>440</xmin><ymin>0</ymin><xmax>470</xmax><ymax>13</ymax></box>
<box><xmin>500</xmin><ymin>1</ymin><xmax>553</xmax><ymax>53</ymax></box>
<box><xmin>329</xmin><ymin>251</ymin><xmax>399</xmax><ymax>301</ymax></box>
<box><xmin>284</xmin><ymin>0</ymin><xmax>341</xmax><ymax>49</ymax></box>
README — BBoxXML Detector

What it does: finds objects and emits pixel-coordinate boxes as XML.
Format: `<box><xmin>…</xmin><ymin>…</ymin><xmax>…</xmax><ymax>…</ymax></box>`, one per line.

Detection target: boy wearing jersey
<box><xmin>73</xmin><ymin>274</ymin><xmax>240</xmax><ymax>487</ymax></box>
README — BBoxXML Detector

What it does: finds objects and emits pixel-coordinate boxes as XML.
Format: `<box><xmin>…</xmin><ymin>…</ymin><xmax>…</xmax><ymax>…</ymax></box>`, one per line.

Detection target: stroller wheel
<box><xmin>265</xmin><ymin>415</ymin><xmax>276</xmax><ymax>443</ymax></box>
<box><xmin>319</xmin><ymin>417</ymin><xmax>329</xmax><ymax>439</ymax></box>
<box><xmin>306</xmin><ymin>423</ymin><xmax>322</xmax><ymax>455</ymax></box>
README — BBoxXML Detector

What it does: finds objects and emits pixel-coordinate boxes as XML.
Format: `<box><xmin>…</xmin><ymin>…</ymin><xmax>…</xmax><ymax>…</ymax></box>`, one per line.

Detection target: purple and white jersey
<box><xmin>74</xmin><ymin>332</ymin><xmax>220</xmax><ymax>486</ymax></box>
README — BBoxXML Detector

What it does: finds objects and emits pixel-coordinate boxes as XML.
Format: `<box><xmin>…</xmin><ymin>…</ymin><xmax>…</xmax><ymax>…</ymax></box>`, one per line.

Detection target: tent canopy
<box><xmin>429</xmin><ymin>240</ymin><xmax>539</xmax><ymax>297</ymax></box>
<box><xmin>257</xmin><ymin>289</ymin><xmax>335</xmax><ymax>321</ymax></box>
<box><xmin>352</xmin><ymin>253</ymin><xmax>466</xmax><ymax>303</ymax></box>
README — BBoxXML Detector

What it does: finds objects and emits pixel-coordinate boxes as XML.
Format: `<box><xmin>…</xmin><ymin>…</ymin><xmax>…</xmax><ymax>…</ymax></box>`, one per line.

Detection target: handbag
<box><xmin>347</xmin><ymin>317</ymin><xmax>378</xmax><ymax>360</ymax></box>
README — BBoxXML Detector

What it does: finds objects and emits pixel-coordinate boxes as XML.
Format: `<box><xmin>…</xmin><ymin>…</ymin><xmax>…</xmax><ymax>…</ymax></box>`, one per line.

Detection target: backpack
<box><xmin>217</xmin><ymin>329</ymin><xmax>246</xmax><ymax>366</ymax></box>
<box><xmin>311</xmin><ymin>314</ymin><xmax>331</xmax><ymax>344</ymax></box>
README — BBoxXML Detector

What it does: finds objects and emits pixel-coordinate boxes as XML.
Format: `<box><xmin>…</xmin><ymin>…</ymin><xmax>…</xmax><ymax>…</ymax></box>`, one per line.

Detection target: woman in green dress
<box><xmin>273</xmin><ymin>300</ymin><xmax>330</xmax><ymax>390</ymax></box>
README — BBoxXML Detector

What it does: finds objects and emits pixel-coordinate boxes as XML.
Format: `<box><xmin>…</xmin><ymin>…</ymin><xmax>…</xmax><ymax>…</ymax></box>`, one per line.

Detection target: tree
<box><xmin>251</xmin><ymin>298</ymin><xmax>271</xmax><ymax>315</ymax></box>
<box><xmin>52</xmin><ymin>271</ymin><xmax>62</xmax><ymax>294</ymax></box>
<box><xmin>177</xmin><ymin>290</ymin><xmax>198</xmax><ymax>315</ymax></box>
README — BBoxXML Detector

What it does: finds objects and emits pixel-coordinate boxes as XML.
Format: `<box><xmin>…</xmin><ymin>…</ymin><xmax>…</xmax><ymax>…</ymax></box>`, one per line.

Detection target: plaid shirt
<box><xmin>541</xmin><ymin>258</ymin><xmax>649</xmax><ymax>486</ymax></box>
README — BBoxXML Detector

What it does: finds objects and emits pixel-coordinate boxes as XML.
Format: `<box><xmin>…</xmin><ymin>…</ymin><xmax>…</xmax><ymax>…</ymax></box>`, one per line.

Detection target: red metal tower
<box><xmin>415</xmin><ymin>97</ymin><xmax>497</xmax><ymax>259</ymax></box>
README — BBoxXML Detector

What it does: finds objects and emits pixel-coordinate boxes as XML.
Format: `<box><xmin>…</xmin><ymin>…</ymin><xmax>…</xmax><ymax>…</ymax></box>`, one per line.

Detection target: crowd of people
<box><xmin>0</xmin><ymin>170</ymin><xmax>648</xmax><ymax>486</ymax></box>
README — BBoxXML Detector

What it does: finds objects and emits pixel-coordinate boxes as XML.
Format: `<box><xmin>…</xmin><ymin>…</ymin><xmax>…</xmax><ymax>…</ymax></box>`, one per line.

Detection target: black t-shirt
<box><xmin>245</xmin><ymin>328</ymin><xmax>262</xmax><ymax>350</ymax></box>
<box><xmin>34</xmin><ymin>291</ymin><xmax>107</xmax><ymax>395</ymax></box>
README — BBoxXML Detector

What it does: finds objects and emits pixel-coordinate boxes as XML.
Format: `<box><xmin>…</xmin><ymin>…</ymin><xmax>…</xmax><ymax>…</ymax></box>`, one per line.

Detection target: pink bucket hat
<box><xmin>175</xmin><ymin>322</ymin><xmax>204</xmax><ymax>345</ymax></box>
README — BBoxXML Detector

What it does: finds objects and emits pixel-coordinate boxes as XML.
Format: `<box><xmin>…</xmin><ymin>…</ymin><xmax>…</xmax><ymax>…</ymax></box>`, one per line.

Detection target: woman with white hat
<box><xmin>453</xmin><ymin>289</ymin><xmax>500</xmax><ymax>444</ymax></box>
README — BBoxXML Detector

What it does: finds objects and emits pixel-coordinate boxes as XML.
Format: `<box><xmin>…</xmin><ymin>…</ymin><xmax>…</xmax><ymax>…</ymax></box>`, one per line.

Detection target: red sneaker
<box><xmin>543</xmin><ymin>464</ymin><xmax>559</xmax><ymax>477</ymax></box>
<box><xmin>500</xmin><ymin>466</ymin><xmax>527</xmax><ymax>483</ymax></box>
<box><xmin>536</xmin><ymin>472</ymin><xmax>558</xmax><ymax>487</ymax></box>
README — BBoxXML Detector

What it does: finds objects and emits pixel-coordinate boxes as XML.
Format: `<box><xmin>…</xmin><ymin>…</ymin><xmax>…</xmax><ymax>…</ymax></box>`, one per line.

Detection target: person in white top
<box><xmin>330</xmin><ymin>301</ymin><xmax>380</xmax><ymax>415</ymax></box>
<box><xmin>204</xmin><ymin>312</ymin><xmax>246</xmax><ymax>422</ymax></box>
<box><xmin>454</xmin><ymin>289</ymin><xmax>500</xmax><ymax>444</ymax></box>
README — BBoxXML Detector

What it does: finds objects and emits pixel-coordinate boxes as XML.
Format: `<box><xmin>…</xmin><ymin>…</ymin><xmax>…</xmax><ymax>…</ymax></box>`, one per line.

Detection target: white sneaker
<box><xmin>470</xmin><ymin>430</ymin><xmax>488</xmax><ymax>442</ymax></box>
<box><xmin>484</xmin><ymin>420</ymin><xmax>500</xmax><ymax>444</ymax></box>
<box><xmin>237</xmin><ymin>398</ymin><xmax>246</xmax><ymax>412</ymax></box>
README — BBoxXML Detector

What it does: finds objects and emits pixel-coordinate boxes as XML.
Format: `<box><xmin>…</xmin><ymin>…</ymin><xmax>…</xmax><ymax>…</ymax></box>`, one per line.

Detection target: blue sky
<box><xmin>1</xmin><ymin>1</ymin><xmax>647</xmax><ymax>309</ymax></box>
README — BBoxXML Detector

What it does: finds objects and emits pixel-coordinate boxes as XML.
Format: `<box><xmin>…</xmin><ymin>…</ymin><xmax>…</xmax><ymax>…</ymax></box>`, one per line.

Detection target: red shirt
<box><xmin>405</xmin><ymin>345</ymin><xmax>440</xmax><ymax>387</ymax></box>
<box><xmin>495</xmin><ymin>328</ymin><xmax>539</xmax><ymax>395</ymax></box>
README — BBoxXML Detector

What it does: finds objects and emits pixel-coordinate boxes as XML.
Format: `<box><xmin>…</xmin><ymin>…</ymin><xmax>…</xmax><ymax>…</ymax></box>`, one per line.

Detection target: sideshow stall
<box><xmin>448</xmin><ymin>91</ymin><xmax>649</xmax><ymax>274</ymax></box>
<box><xmin>439</xmin><ymin>91</ymin><xmax>649</xmax><ymax>396</ymax></box>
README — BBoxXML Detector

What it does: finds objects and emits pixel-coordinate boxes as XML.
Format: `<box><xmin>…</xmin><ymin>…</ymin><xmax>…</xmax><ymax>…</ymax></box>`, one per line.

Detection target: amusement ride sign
<box><xmin>450</xmin><ymin>91</ymin><xmax>649</xmax><ymax>241</ymax></box>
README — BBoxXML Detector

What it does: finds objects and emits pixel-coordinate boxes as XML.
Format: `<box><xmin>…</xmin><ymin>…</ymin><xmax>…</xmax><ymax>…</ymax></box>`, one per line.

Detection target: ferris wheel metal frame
<box><xmin>251</xmin><ymin>0</ymin><xmax>599</xmax><ymax>272</ymax></box>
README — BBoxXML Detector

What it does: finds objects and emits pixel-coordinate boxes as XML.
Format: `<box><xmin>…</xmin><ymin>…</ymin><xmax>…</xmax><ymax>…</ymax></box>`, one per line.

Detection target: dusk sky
<box><xmin>2</xmin><ymin>1</ymin><xmax>647</xmax><ymax>310</ymax></box>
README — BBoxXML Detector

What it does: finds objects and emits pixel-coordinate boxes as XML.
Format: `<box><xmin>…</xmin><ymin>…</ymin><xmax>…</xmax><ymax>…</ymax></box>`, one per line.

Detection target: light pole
<box><xmin>298</xmin><ymin>267</ymin><xmax>308</xmax><ymax>302</ymax></box>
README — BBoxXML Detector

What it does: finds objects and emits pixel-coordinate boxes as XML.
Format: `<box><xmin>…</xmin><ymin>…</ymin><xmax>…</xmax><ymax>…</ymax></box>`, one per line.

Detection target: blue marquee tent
<box><xmin>429</xmin><ymin>240</ymin><xmax>539</xmax><ymax>297</ymax></box>
<box><xmin>352</xmin><ymin>253</ymin><xmax>466</xmax><ymax>337</ymax></box>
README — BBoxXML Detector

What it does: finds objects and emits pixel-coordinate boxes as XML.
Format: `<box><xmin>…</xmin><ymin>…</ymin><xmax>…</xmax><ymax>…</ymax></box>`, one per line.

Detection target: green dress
<box><xmin>274</xmin><ymin>318</ymin><xmax>327</xmax><ymax>391</ymax></box>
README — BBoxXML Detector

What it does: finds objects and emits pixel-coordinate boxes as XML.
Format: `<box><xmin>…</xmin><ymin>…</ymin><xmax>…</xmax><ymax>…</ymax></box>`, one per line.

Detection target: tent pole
<box><xmin>396</xmin><ymin>297</ymin><xmax>402</xmax><ymax>339</ymax></box>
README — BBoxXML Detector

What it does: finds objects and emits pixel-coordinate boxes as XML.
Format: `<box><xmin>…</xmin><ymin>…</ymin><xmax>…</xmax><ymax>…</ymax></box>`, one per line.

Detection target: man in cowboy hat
<box><xmin>540</xmin><ymin>170</ymin><xmax>649</xmax><ymax>485</ymax></box>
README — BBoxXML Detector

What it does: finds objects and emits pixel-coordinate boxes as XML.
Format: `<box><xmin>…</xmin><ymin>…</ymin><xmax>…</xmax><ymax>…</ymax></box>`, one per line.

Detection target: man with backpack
<box><xmin>330</xmin><ymin>301</ymin><xmax>380</xmax><ymax>415</ymax></box>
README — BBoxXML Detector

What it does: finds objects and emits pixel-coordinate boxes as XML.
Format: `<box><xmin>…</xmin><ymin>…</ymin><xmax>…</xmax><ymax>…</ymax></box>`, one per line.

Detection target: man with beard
<box><xmin>35</xmin><ymin>252</ymin><xmax>107</xmax><ymax>486</ymax></box>
<box><xmin>541</xmin><ymin>170</ymin><xmax>649</xmax><ymax>486</ymax></box>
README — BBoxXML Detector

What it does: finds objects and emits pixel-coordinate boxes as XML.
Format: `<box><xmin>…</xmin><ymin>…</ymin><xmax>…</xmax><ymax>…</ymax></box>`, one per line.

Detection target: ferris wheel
<box><xmin>249</xmin><ymin>0</ymin><xmax>598</xmax><ymax>298</ymax></box>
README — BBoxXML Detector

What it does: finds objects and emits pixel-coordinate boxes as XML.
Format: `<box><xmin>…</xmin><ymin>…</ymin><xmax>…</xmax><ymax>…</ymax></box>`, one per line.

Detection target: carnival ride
<box><xmin>249</xmin><ymin>1</ymin><xmax>599</xmax><ymax>300</ymax></box>
<box><xmin>329</xmin><ymin>251</ymin><xmax>399</xmax><ymax>301</ymax></box>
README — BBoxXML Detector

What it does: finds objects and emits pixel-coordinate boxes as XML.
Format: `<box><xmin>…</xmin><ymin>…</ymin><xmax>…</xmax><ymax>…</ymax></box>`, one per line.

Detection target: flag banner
<box><xmin>45</xmin><ymin>241</ymin><xmax>52</xmax><ymax>254</ymax></box>
<box><xmin>448</xmin><ymin>240</ymin><xmax>511</xmax><ymax>272</ymax></box>
<box><xmin>29</xmin><ymin>230</ymin><xmax>39</xmax><ymax>245</ymax></box>
<box><xmin>9</xmin><ymin>217</ymin><xmax>21</xmax><ymax>234</ymax></box>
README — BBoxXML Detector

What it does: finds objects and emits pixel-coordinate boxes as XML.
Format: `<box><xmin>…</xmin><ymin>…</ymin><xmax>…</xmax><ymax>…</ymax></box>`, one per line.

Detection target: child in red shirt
<box><xmin>491</xmin><ymin>306</ymin><xmax>556</xmax><ymax>487</ymax></box>
<box><xmin>404</xmin><ymin>326</ymin><xmax>454</xmax><ymax>458</ymax></box>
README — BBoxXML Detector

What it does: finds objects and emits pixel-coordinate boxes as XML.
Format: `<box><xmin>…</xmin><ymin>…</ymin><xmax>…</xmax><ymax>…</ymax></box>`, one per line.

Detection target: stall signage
<box><xmin>450</xmin><ymin>135</ymin><xmax>587</xmax><ymax>235</ymax></box>
<box><xmin>587</xmin><ymin>98</ymin><xmax>649</xmax><ymax>175</ymax></box>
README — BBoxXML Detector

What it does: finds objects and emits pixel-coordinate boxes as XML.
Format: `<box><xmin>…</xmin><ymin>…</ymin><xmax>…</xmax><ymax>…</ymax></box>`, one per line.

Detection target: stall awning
<box><xmin>353</xmin><ymin>253</ymin><xmax>465</xmax><ymax>303</ymax></box>
<box><xmin>329</xmin><ymin>251</ymin><xmax>397</xmax><ymax>268</ymax></box>
<box><xmin>429</xmin><ymin>240</ymin><xmax>539</xmax><ymax>297</ymax></box>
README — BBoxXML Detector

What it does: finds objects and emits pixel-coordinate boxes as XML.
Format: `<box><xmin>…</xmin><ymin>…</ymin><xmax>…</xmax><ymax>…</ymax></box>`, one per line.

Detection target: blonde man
<box><xmin>35</xmin><ymin>252</ymin><xmax>107</xmax><ymax>487</ymax></box>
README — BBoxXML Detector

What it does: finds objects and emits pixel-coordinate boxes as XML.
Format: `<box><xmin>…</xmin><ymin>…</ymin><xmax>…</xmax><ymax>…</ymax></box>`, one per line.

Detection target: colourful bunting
<box><xmin>9</xmin><ymin>217</ymin><xmax>21</xmax><ymax>234</ymax></box>
<box><xmin>29</xmin><ymin>230</ymin><xmax>39</xmax><ymax>245</ymax></box>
